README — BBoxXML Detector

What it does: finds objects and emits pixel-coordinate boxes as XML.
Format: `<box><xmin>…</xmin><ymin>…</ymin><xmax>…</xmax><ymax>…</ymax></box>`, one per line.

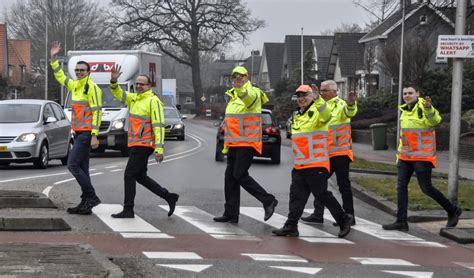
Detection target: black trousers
<box><xmin>313</xmin><ymin>155</ymin><xmax>354</xmax><ymax>217</ymax></box>
<box><xmin>224</xmin><ymin>147</ymin><xmax>275</xmax><ymax>217</ymax></box>
<box><xmin>123</xmin><ymin>146</ymin><xmax>171</xmax><ymax>209</ymax></box>
<box><xmin>286</xmin><ymin>167</ymin><xmax>345</xmax><ymax>226</ymax></box>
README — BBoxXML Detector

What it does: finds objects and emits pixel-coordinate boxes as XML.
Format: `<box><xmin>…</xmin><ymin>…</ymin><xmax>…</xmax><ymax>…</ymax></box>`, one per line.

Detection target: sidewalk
<box><xmin>352</xmin><ymin>142</ymin><xmax>474</xmax><ymax>180</ymax></box>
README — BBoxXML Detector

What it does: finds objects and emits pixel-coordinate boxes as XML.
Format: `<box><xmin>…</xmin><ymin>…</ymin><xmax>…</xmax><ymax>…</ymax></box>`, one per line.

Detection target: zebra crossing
<box><xmin>90</xmin><ymin>204</ymin><xmax>472</xmax><ymax>276</ymax></box>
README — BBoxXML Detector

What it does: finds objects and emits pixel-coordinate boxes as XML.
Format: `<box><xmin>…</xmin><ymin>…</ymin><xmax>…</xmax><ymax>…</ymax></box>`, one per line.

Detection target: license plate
<box><xmin>0</xmin><ymin>146</ymin><xmax>7</xmax><ymax>152</ymax></box>
<box><xmin>165</xmin><ymin>128</ymin><xmax>171</xmax><ymax>133</ymax></box>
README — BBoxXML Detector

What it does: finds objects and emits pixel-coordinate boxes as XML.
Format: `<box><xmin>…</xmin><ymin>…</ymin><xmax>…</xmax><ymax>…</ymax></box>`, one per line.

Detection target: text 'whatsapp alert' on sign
<box><xmin>436</xmin><ymin>35</ymin><xmax>474</xmax><ymax>58</ymax></box>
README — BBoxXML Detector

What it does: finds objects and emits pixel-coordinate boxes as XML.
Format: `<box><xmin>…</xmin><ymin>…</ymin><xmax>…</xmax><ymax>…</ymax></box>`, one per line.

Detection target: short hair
<box><xmin>138</xmin><ymin>75</ymin><xmax>152</xmax><ymax>85</ymax></box>
<box><xmin>76</xmin><ymin>61</ymin><xmax>90</xmax><ymax>71</ymax></box>
<box><xmin>403</xmin><ymin>82</ymin><xmax>419</xmax><ymax>92</ymax></box>
<box><xmin>321</xmin><ymin>80</ymin><xmax>337</xmax><ymax>91</ymax></box>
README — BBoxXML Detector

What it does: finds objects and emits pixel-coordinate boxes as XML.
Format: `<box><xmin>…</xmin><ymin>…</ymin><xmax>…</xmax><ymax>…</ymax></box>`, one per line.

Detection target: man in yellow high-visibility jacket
<box><xmin>213</xmin><ymin>66</ymin><xmax>278</xmax><ymax>224</ymax></box>
<box><xmin>50</xmin><ymin>41</ymin><xmax>102</xmax><ymax>215</ymax></box>
<box><xmin>383</xmin><ymin>83</ymin><xmax>462</xmax><ymax>231</ymax></box>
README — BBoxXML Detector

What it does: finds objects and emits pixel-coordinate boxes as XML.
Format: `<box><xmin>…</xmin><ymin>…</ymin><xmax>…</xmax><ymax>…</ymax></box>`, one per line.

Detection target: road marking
<box><xmin>42</xmin><ymin>186</ymin><xmax>53</xmax><ymax>197</ymax></box>
<box><xmin>0</xmin><ymin>172</ymin><xmax>69</xmax><ymax>183</ymax></box>
<box><xmin>110</xmin><ymin>169</ymin><xmax>122</xmax><ymax>172</ymax></box>
<box><xmin>105</xmin><ymin>165</ymin><xmax>118</xmax><ymax>169</ymax></box>
<box><xmin>54</xmin><ymin>172</ymin><xmax>104</xmax><ymax>185</ymax></box>
<box><xmin>156</xmin><ymin>264</ymin><xmax>212</xmax><ymax>273</ymax></box>
<box><xmin>92</xmin><ymin>204</ymin><xmax>170</xmax><ymax>238</ymax></box>
<box><xmin>160</xmin><ymin>206</ymin><xmax>260</xmax><ymax>241</ymax></box>
<box><xmin>144</xmin><ymin>252</ymin><xmax>202</xmax><ymax>259</ymax></box>
<box><xmin>454</xmin><ymin>262</ymin><xmax>474</xmax><ymax>269</ymax></box>
<box><xmin>148</xmin><ymin>133</ymin><xmax>208</xmax><ymax>165</ymax></box>
<box><xmin>401</xmin><ymin>241</ymin><xmax>447</xmax><ymax>248</ymax></box>
<box><xmin>242</xmin><ymin>253</ymin><xmax>308</xmax><ymax>263</ymax></box>
<box><xmin>381</xmin><ymin>271</ymin><xmax>433</xmax><ymax>277</ymax></box>
<box><xmin>351</xmin><ymin>257</ymin><xmax>419</xmax><ymax>266</ymax></box>
<box><xmin>269</xmin><ymin>266</ymin><xmax>322</xmax><ymax>275</ymax></box>
<box><xmin>241</xmin><ymin>207</ymin><xmax>352</xmax><ymax>244</ymax></box>
<box><xmin>120</xmin><ymin>233</ymin><xmax>174</xmax><ymax>239</ymax></box>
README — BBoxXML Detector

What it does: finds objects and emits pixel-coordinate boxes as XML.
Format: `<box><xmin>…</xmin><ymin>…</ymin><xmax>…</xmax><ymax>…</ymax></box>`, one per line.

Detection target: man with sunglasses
<box><xmin>301</xmin><ymin>80</ymin><xmax>358</xmax><ymax>225</ymax></box>
<box><xmin>213</xmin><ymin>66</ymin><xmax>278</xmax><ymax>224</ymax></box>
<box><xmin>272</xmin><ymin>85</ymin><xmax>353</xmax><ymax>238</ymax></box>
<box><xmin>108</xmin><ymin>65</ymin><xmax>179</xmax><ymax>218</ymax></box>
<box><xmin>50</xmin><ymin>41</ymin><xmax>103</xmax><ymax>215</ymax></box>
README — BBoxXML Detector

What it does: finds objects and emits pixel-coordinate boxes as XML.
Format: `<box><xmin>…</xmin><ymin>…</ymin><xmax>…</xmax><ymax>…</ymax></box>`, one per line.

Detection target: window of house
<box><xmin>19</xmin><ymin>65</ymin><xmax>26</xmax><ymax>81</ymax></box>
<box><xmin>8</xmin><ymin>65</ymin><xmax>14</xmax><ymax>78</ymax></box>
<box><xmin>185</xmin><ymin>97</ymin><xmax>192</xmax><ymax>104</ymax></box>
<box><xmin>419</xmin><ymin>15</ymin><xmax>428</xmax><ymax>25</ymax></box>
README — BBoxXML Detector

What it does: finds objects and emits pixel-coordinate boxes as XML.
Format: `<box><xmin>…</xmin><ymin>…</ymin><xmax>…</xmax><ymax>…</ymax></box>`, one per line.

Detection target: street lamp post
<box><xmin>396</xmin><ymin>0</ymin><xmax>406</xmax><ymax>149</ymax></box>
<box><xmin>44</xmin><ymin>4</ymin><xmax>48</xmax><ymax>100</ymax></box>
<box><xmin>300</xmin><ymin>27</ymin><xmax>304</xmax><ymax>85</ymax></box>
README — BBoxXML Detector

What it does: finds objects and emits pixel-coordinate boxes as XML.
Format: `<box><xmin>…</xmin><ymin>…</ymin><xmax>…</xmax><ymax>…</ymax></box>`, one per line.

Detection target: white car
<box><xmin>0</xmin><ymin>99</ymin><xmax>73</xmax><ymax>168</ymax></box>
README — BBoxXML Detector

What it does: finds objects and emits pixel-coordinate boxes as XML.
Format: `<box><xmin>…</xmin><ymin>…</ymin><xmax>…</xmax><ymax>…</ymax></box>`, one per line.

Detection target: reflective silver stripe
<box><xmin>226</xmin><ymin>137</ymin><xmax>260</xmax><ymax>142</ymax></box>
<box><xmin>129</xmin><ymin>114</ymin><xmax>151</xmax><ymax>120</ymax></box>
<box><xmin>331</xmin><ymin>146</ymin><xmax>351</xmax><ymax>152</ymax></box>
<box><xmin>92</xmin><ymin>125</ymin><xmax>99</xmax><ymax>130</ymax></box>
<box><xmin>330</xmin><ymin>122</ymin><xmax>351</xmax><ymax>129</ymax></box>
<box><xmin>92</xmin><ymin>85</ymin><xmax>100</xmax><ymax>131</ymax></box>
<box><xmin>155</xmin><ymin>143</ymin><xmax>164</xmax><ymax>148</ymax></box>
<box><xmin>246</xmin><ymin>95</ymin><xmax>258</xmax><ymax>109</ymax></box>
<box><xmin>152</xmin><ymin>123</ymin><xmax>165</xmax><ymax>128</ymax></box>
<box><xmin>330</xmin><ymin>123</ymin><xmax>351</xmax><ymax>148</ymax></box>
<box><xmin>239</xmin><ymin>89</ymin><xmax>249</xmax><ymax>100</ymax></box>
<box><xmin>398</xmin><ymin>151</ymin><xmax>435</xmax><ymax>157</ymax></box>
<box><xmin>90</xmin><ymin>106</ymin><xmax>102</xmax><ymax>111</ymax></box>
<box><xmin>64</xmin><ymin>77</ymin><xmax>71</xmax><ymax>90</ymax></box>
<box><xmin>225</xmin><ymin>113</ymin><xmax>261</xmax><ymax>118</ymax></box>
<box><xmin>317</xmin><ymin>102</ymin><xmax>328</xmax><ymax>112</ymax></box>
<box><xmin>110</xmin><ymin>83</ymin><xmax>118</xmax><ymax>89</ymax></box>
<box><xmin>425</xmin><ymin>112</ymin><xmax>435</xmax><ymax>119</ymax></box>
<box><xmin>53</xmin><ymin>66</ymin><xmax>61</xmax><ymax>73</ymax></box>
<box><xmin>121</xmin><ymin>91</ymin><xmax>127</xmax><ymax>104</ymax></box>
<box><xmin>401</xmin><ymin>128</ymin><xmax>432</xmax><ymax>132</ymax></box>
<box><xmin>292</xmin><ymin>131</ymin><xmax>328</xmax><ymax>165</ymax></box>
<box><xmin>71</xmin><ymin>100</ymin><xmax>89</xmax><ymax>105</ymax></box>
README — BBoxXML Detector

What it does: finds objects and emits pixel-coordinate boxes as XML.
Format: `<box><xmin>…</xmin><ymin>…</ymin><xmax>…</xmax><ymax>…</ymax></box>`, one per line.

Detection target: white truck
<box><xmin>64</xmin><ymin>50</ymin><xmax>162</xmax><ymax>156</ymax></box>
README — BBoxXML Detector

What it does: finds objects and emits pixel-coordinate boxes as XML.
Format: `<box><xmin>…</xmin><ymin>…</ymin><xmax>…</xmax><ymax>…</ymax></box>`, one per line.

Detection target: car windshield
<box><xmin>164</xmin><ymin>108</ymin><xmax>180</xmax><ymax>119</ymax></box>
<box><xmin>262</xmin><ymin>113</ymin><xmax>272</xmax><ymax>125</ymax></box>
<box><xmin>0</xmin><ymin>104</ymin><xmax>41</xmax><ymax>123</ymax></box>
<box><xmin>64</xmin><ymin>84</ymin><xmax>127</xmax><ymax>108</ymax></box>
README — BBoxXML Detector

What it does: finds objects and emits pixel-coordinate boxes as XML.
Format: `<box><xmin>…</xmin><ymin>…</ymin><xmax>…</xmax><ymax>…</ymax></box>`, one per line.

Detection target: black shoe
<box><xmin>446</xmin><ymin>207</ymin><xmax>462</xmax><ymax>228</ymax></box>
<box><xmin>67</xmin><ymin>199</ymin><xmax>86</xmax><ymax>214</ymax></box>
<box><xmin>333</xmin><ymin>217</ymin><xmax>356</xmax><ymax>226</ymax></box>
<box><xmin>167</xmin><ymin>193</ymin><xmax>179</xmax><ymax>217</ymax></box>
<box><xmin>272</xmin><ymin>224</ymin><xmax>299</xmax><ymax>237</ymax></box>
<box><xmin>111</xmin><ymin>209</ymin><xmax>135</xmax><ymax>218</ymax></box>
<box><xmin>338</xmin><ymin>214</ymin><xmax>353</xmax><ymax>238</ymax></box>
<box><xmin>382</xmin><ymin>221</ymin><xmax>409</xmax><ymax>231</ymax></box>
<box><xmin>213</xmin><ymin>215</ymin><xmax>239</xmax><ymax>223</ymax></box>
<box><xmin>76</xmin><ymin>196</ymin><xmax>101</xmax><ymax>215</ymax></box>
<box><xmin>301</xmin><ymin>214</ymin><xmax>324</xmax><ymax>224</ymax></box>
<box><xmin>264</xmin><ymin>199</ymin><xmax>278</xmax><ymax>221</ymax></box>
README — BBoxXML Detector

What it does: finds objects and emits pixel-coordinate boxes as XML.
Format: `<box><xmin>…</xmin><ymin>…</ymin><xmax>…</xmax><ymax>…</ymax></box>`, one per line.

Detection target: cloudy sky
<box><xmin>0</xmin><ymin>0</ymin><xmax>371</xmax><ymax>56</ymax></box>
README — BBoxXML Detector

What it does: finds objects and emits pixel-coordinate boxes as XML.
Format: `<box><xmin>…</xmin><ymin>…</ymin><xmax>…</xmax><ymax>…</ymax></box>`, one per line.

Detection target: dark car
<box><xmin>215</xmin><ymin>109</ymin><xmax>281</xmax><ymax>164</ymax></box>
<box><xmin>285</xmin><ymin>116</ymin><xmax>292</xmax><ymax>139</ymax></box>
<box><xmin>164</xmin><ymin>107</ymin><xmax>186</xmax><ymax>141</ymax></box>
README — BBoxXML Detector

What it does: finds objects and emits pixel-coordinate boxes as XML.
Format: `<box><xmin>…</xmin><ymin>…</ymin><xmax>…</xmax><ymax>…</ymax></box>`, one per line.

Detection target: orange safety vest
<box><xmin>223</xmin><ymin>113</ymin><xmax>262</xmax><ymax>154</ymax></box>
<box><xmin>398</xmin><ymin>127</ymin><xmax>437</xmax><ymax>167</ymax></box>
<box><xmin>292</xmin><ymin>130</ymin><xmax>330</xmax><ymax>171</ymax></box>
<box><xmin>128</xmin><ymin>113</ymin><xmax>160</xmax><ymax>149</ymax></box>
<box><xmin>327</xmin><ymin>122</ymin><xmax>353</xmax><ymax>160</ymax></box>
<box><xmin>70</xmin><ymin>100</ymin><xmax>98</xmax><ymax>132</ymax></box>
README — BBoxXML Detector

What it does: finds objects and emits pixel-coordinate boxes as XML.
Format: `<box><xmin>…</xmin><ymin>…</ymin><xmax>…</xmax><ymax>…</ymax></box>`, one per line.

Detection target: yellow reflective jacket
<box><xmin>110</xmin><ymin>83</ymin><xmax>165</xmax><ymax>155</ymax></box>
<box><xmin>326</xmin><ymin>96</ymin><xmax>357</xmax><ymax>160</ymax></box>
<box><xmin>51</xmin><ymin>60</ymin><xmax>102</xmax><ymax>135</ymax></box>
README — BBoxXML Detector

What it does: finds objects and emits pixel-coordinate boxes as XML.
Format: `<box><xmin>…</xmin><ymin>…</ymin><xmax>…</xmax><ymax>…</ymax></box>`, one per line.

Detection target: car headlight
<box><xmin>173</xmin><ymin>123</ymin><xmax>184</xmax><ymax>129</ymax></box>
<box><xmin>111</xmin><ymin>119</ymin><xmax>125</xmax><ymax>130</ymax></box>
<box><xmin>17</xmin><ymin>133</ymin><xmax>38</xmax><ymax>142</ymax></box>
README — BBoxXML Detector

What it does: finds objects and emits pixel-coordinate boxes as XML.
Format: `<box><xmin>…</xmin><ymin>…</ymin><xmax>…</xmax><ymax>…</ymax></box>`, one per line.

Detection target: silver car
<box><xmin>0</xmin><ymin>99</ymin><xmax>73</xmax><ymax>168</ymax></box>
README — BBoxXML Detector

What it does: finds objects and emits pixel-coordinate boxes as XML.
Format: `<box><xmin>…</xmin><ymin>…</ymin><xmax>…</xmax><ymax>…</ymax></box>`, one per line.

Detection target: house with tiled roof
<box><xmin>358</xmin><ymin>1</ymin><xmax>455</xmax><ymax>92</ymax></box>
<box><xmin>281</xmin><ymin>35</ymin><xmax>334</xmax><ymax>83</ymax></box>
<box><xmin>241</xmin><ymin>51</ymin><xmax>262</xmax><ymax>85</ymax></box>
<box><xmin>258</xmin><ymin>42</ymin><xmax>284</xmax><ymax>94</ymax></box>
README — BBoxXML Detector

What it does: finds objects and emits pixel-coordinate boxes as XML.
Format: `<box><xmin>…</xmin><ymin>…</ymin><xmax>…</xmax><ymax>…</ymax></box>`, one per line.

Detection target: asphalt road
<box><xmin>1</xmin><ymin>119</ymin><xmax>474</xmax><ymax>278</ymax></box>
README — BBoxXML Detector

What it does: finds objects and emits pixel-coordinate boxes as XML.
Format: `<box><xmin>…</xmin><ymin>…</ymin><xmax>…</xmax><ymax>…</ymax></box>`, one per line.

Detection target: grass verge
<box><xmin>353</xmin><ymin>176</ymin><xmax>474</xmax><ymax>211</ymax></box>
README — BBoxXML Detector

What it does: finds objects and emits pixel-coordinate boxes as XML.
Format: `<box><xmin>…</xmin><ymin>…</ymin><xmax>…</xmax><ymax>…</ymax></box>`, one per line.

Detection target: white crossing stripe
<box><xmin>92</xmin><ymin>204</ymin><xmax>171</xmax><ymax>239</ymax></box>
<box><xmin>160</xmin><ymin>206</ymin><xmax>260</xmax><ymax>241</ymax></box>
<box><xmin>401</xmin><ymin>241</ymin><xmax>447</xmax><ymax>248</ymax></box>
<box><xmin>110</xmin><ymin>169</ymin><xmax>123</xmax><ymax>172</ymax></box>
<box><xmin>241</xmin><ymin>207</ymin><xmax>352</xmax><ymax>244</ymax></box>
<box><xmin>351</xmin><ymin>257</ymin><xmax>419</xmax><ymax>266</ymax></box>
<box><xmin>42</xmin><ymin>186</ymin><xmax>53</xmax><ymax>197</ymax></box>
<box><xmin>270</xmin><ymin>266</ymin><xmax>322</xmax><ymax>275</ymax></box>
<box><xmin>105</xmin><ymin>165</ymin><xmax>118</xmax><ymax>169</ymax></box>
<box><xmin>120</xmin><ymin>233</ymin><xmax>174</xmax><ymax>239</ymax></box>
<box><xmin>242</xmin><ymin>253</ymin><xmax>307</xmax><ymax>262</ymax></box>
<box><xmin>381</xmin><ymin>271</ymin><xmax>433</xmax><ymax>278</ymax></box>
<box><xmin>157</xmin><ymin>264</ymin><xmax>212</xmax><ymax>273</ymax></box>
<box><xmin>144</xmin><ymin>252</ymin><xmax>202</xmax><ymax>260</ymax></box>
<box><xmin>454</xmin><ymin>262</ymin><xmax>474</xmax><ymax>269</ymax></box>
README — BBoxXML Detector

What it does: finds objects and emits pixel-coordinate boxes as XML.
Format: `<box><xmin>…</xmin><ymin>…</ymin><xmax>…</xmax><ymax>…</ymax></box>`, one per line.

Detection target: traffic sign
<box><xmin>200</xmin><ymin>96</ymin><xmax>206</xmax><ymax>102</ymax></box>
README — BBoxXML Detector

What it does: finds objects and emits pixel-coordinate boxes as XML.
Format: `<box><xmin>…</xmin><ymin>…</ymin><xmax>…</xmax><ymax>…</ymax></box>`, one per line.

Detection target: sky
<box><xmin>0</xmin><ymin>0</ymin><xmax>372</xmax><ymax>56</ymax></box>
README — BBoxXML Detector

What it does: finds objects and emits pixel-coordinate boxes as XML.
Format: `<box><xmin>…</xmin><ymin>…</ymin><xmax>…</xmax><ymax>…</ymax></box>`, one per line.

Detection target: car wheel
<box><xmin>121</xmin><ymin>146</ymin><xmax>130</xmax><ymax>157</ymax></box>
<box><xmin>61</xmin><ymin>140</ymin><xmax>73</xmax><ymax>166</ymax></box>
<box><xmin>34</xmin><ymin>142</ymin><xmax>49</xmax><ymax>169</ymax></box>
<box><xmin>178</xmin><ymin>134</ymin><xmax>185</xmax><ymax>141</ymax></box>
<box><xmin>286</xmin><ymin>131</ymin><xmax>291</xmax><ymax>139</ymax></box>
<box><xmin>215</xmin><ymin>141</ymin><xmax>224</xmax><ymax>162</ymax></box>
<box><xmin>271</xmin><ymin>147</ymin><xmax>281</xmax><ymax>164</ymax></box>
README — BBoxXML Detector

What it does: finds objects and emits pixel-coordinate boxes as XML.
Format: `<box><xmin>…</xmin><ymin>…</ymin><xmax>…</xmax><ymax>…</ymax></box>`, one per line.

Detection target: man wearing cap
<box><xmin>272</xmin><ymin>85</ymin><xmax>353</xmax><ymax>238</ymax></box>
<box><xmin>301</xmin><ymin>80</ymin><xmax>358</xmax><ymax>225</ymax></box>
<box><xmin>213</xmin><ymin>66</ymin><xmax>278</xmax><ymax>224</ymax></box>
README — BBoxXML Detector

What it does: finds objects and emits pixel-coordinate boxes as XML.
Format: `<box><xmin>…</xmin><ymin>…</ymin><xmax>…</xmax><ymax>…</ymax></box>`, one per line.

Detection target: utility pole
<box><xmin>44</xmin><ymin>3</ymin><xmax>48</xmax><ymax>100</ymax></box>
<box><xmin>448</xmin><ymin>0</ymin><xmax>468</xmax><ymax>205</ymax></box>
<box><xmin>396</xmin><ymin>0</ymin><xmax>406</xmax><ymax>149</ymax></box>
<box><xmin>300</xmin><ymin>27</ymin><xmax>304</xmax><ymax>85</ymax></box>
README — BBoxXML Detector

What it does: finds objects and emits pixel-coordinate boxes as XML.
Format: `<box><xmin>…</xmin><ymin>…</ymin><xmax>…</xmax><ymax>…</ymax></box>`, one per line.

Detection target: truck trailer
<box><xmin>64</xmin><ymin>50</ymin><xmax>162</xmax><ymax>156</ymax></box>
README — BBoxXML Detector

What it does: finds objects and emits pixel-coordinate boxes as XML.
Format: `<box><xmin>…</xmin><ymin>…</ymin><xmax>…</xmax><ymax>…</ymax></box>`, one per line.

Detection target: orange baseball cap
<box><xmin>295</xmin><ymin>84</ymin><xmax>313</xmax><ymax>94</ymax></box>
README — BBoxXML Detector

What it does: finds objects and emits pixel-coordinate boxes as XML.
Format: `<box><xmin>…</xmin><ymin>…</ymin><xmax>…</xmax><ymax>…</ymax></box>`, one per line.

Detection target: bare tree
<box><xmin>353</xmin><ymin>0</ymin><xmax>399</xmax><ymax>24</ymax></box>
<box><xmin>321</xmin><ymin>23</ymin><xmax>367</xmax><ymax>35</ymax></box>
<box><xmin>6</xmin><ymin>0</ymin><xmax>121</xmax><ymax>72</ymax></box>
<box><xmin>108</xmin><ymin>0</ymin><xmax>264</xmax><ymax>113</ymax></box>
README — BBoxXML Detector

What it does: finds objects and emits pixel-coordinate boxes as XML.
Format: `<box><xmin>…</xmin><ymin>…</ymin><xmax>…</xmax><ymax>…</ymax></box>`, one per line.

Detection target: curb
<box><xmin>0</xmin><ymin>190</ymin><xmax>56</xmax><ymax>208</ymax></box>
<box><xmin>0</xmin><ymin>217</ymin><xmax>71</xmax><ymax>231</ymax></box>
<box><xmin>439</xmin><ymin>228</ymin><xmax>474</xmax><ymax>244</ymax></box>
<box><xmin>82</xmin><ymin>244</ymin><xmax>124</xmax><ymax>278</ymax></box>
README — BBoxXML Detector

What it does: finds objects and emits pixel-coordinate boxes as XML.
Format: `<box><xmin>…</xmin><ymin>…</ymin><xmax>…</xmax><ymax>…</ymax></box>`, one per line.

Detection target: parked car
<box><xmin>164</xmin><ymin>106</ymin><xmax>186</xmax><ymax>141</ymax></box>
<box><xmin>0</xmin><ymin>99</ymin><xmax>73</xmax><ymax>168</ymax></box>
<box><xmin>215</xmin><ymin>109</ymin><xmax>281</xmax><ymax>164</ymax></box>
<box><xmin>285</xmin><ymin>116</ymin><xmax>293</xmax><ymax>139</ymax></box>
